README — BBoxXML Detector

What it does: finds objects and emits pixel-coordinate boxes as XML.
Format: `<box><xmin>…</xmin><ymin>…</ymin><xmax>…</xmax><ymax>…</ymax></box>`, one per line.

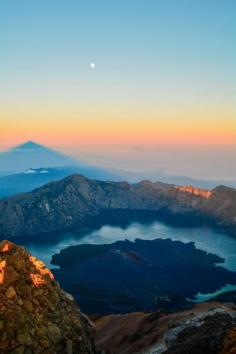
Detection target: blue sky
<box><xmin>1</xmin><ymin>0</ymin><xmax>235</xmax><ymax>106</ymax></box>
<box><xmin>0</xmin><ymin>0</ymin><xmax>235</xmax><ymax>179</ymax></box>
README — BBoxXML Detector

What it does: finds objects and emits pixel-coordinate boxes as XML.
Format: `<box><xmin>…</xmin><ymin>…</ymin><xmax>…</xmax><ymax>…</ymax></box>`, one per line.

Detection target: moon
<box><xmin>90</xmin><ymin>62</ymin><xmax>95</xmax><ymax>69</ymax></box>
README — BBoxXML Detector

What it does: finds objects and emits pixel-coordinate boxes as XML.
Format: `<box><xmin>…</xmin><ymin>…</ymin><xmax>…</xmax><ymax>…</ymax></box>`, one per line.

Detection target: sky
<box><xmin>0</xmin><ymin>0</ymin><xmax>235</xmax><ymax>178</ymax></box>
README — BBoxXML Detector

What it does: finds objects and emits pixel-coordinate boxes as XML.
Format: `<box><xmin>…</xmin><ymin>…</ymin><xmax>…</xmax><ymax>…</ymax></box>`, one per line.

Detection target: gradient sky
<box><xmin>0</xmin><ymin>0</ymin><xmax>236</xmax><ymax>178</ymax></box>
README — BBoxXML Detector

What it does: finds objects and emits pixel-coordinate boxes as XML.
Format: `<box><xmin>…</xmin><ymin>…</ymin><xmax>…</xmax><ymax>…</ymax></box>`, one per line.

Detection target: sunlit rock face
<box><xmin>0</xmin><ymin>240</ymin><xmax>100</xmax><ymax>354</ymax></box>
<box><xmin>0</xmin><ymin>260</ymin><xmax>6</xmax><ymax>285</ymax></box>
<box><xmin>175</xmin><ymin>185</ymin><xmax>212</xmax><ymax>199</ymax></box>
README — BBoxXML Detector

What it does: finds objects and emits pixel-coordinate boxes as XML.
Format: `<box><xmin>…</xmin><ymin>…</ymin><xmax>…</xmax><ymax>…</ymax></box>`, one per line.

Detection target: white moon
<box><xmin>90</xmin><ymin>62</ymin><xmax>95</xmax><ymax>68</ymax></box>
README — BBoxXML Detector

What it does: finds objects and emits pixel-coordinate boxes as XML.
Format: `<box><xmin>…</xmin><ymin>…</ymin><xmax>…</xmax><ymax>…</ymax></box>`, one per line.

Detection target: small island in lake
<box><xmin>52</xmin><ymin>238</ymin><xmax>236</xmax><ymax>314</ymax></box>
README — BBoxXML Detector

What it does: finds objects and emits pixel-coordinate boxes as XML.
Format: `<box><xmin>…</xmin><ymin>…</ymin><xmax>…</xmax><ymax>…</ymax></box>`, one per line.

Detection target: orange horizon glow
<box><xmin>1</xmin><ymin>1</ymin><xmax>235</xmax><ymax>155</ymax></box>
<box><xmin>1</xmin><ymin>104</ymin><xmax>236</xmax><ymax>150</ymax></box>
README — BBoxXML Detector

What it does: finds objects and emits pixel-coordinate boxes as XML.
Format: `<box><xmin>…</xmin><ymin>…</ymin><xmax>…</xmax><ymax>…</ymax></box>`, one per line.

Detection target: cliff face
<box><xmin>0</xmin><ymin>240</ymin><xmax>99</xmax><ymax>354</ymax></box>
<box><xmin>0</xmin><ymin>174</ymin><xmax>235</xmax><ymax>238</ymax></box>
<box><xmin>95</xmin><ymin>302</ymin><xmax>236</xmax><ymax>354</ymax></box>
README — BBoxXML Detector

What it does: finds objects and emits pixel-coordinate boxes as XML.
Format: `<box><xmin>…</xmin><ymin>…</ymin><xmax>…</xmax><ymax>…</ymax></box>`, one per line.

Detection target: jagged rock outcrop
<box><xmin>95</xmin><ymin>302</ymin><xmax>236</xmax><ymax>354</ymax></box>
<box><xmin>0</xmin><ymin>174</ymin><xmax>235</xmax><ymax>238</ymax></box>
<box><xmin>2</xmin><ymin>238</ymin><xmax>236</xmax><ymax>354</ymax></box>
<box><xmin>0</xmin><ymin>240</ymin><xmax>99</xmax><ymax>354</ymax></box>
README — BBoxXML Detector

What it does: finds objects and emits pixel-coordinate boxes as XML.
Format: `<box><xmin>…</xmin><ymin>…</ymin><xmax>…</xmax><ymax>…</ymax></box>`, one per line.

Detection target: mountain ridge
<box><xmin>0</xmin><ymin>166</ymin><xmax>118</xmax><ymax>199</ymax></box>
<box><xmin>1</xmin><ymin>141</ymin><xmax>236</xmax><ymax>190</ymax></box>
<box><xmin>0</xmin><ymin>174</ymin><xmax>235</xmax><ymax>238</ymax></box>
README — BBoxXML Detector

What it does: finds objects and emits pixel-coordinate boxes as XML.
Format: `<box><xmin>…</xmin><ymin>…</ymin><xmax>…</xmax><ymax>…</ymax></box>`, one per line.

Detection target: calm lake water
<box><xmin>24</xmin><ymin>219</ymin><xmax>236</xmax><ymax>271</ymax></box>
<box><xmin>15</xmin><ymin>217</ymin><xmax>236</xmax><ymax>301</ymax></box>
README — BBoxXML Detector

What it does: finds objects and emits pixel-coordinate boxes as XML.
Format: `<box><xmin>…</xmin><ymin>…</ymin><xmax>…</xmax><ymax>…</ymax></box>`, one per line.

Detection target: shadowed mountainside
<box><xmin>0</xmin><ymin>174</ymin><xmax>236</xmax><ymax>238</ymax></box>
<box><xmin>95</xmin><ymin>302</ymin><xmax>236</xmax><ymax>354</ymax></box>
<box><xmin>0</xmin><ymin>166</ymin><xmax>118</xmax><ymax>199</ymax></box>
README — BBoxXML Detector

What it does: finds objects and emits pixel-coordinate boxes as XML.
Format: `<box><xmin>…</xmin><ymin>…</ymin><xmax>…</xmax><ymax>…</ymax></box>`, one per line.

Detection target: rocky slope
<box><xmin>0</xmin><ymin>240</ymin><xmax>99</xmax><ymax>354</ymax></box>
<box><xmin>95</xmin><ymin>302</ymin><xmax>236</xmax><ymax>354</ymax></box>
<box><xmin>2</xmin><ymin>239</ymin><xmax>236</xmax><ymax>354</ymax></box>
<box><xmin>0</xmin><ymin>174</ymin><xmax>236</xmax><ymax>237</ymax></box>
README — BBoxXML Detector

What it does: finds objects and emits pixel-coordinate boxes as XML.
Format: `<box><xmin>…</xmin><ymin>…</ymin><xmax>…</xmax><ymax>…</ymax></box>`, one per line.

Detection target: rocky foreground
<box><xmin>0</xmin><ymin>174</ymin><xmax>236</xmax><ymax>238</ymax></box>
<box><xmin>2</xmin><ymin>239</ymin><xmax>236</xmax><ymax>354</ymax></box>
<box><xmin>95</xmin><ymin>302</ymin><xmax>236</xmax><ymax>354</ymax></box>
<box><xmin>0</xmin><ymin>240</ymin><xmax>99</xmax><ymax>354</ymax></box>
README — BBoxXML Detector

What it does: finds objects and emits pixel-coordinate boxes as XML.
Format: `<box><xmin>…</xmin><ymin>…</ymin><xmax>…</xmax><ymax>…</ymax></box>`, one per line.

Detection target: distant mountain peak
<box><xmin>0</xmin><ymin>141</ymin><xmax>81</xmax><ymax>173</ymax></box>
<box><xmin>11</xmin><ymin>140</ymin><xmax>48</xmax><ymax>152</ymax></box>
<box><xmin>0</xmin><ymin>141</ymin><xmax>115</xmax><ymax>178</ymax></box>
